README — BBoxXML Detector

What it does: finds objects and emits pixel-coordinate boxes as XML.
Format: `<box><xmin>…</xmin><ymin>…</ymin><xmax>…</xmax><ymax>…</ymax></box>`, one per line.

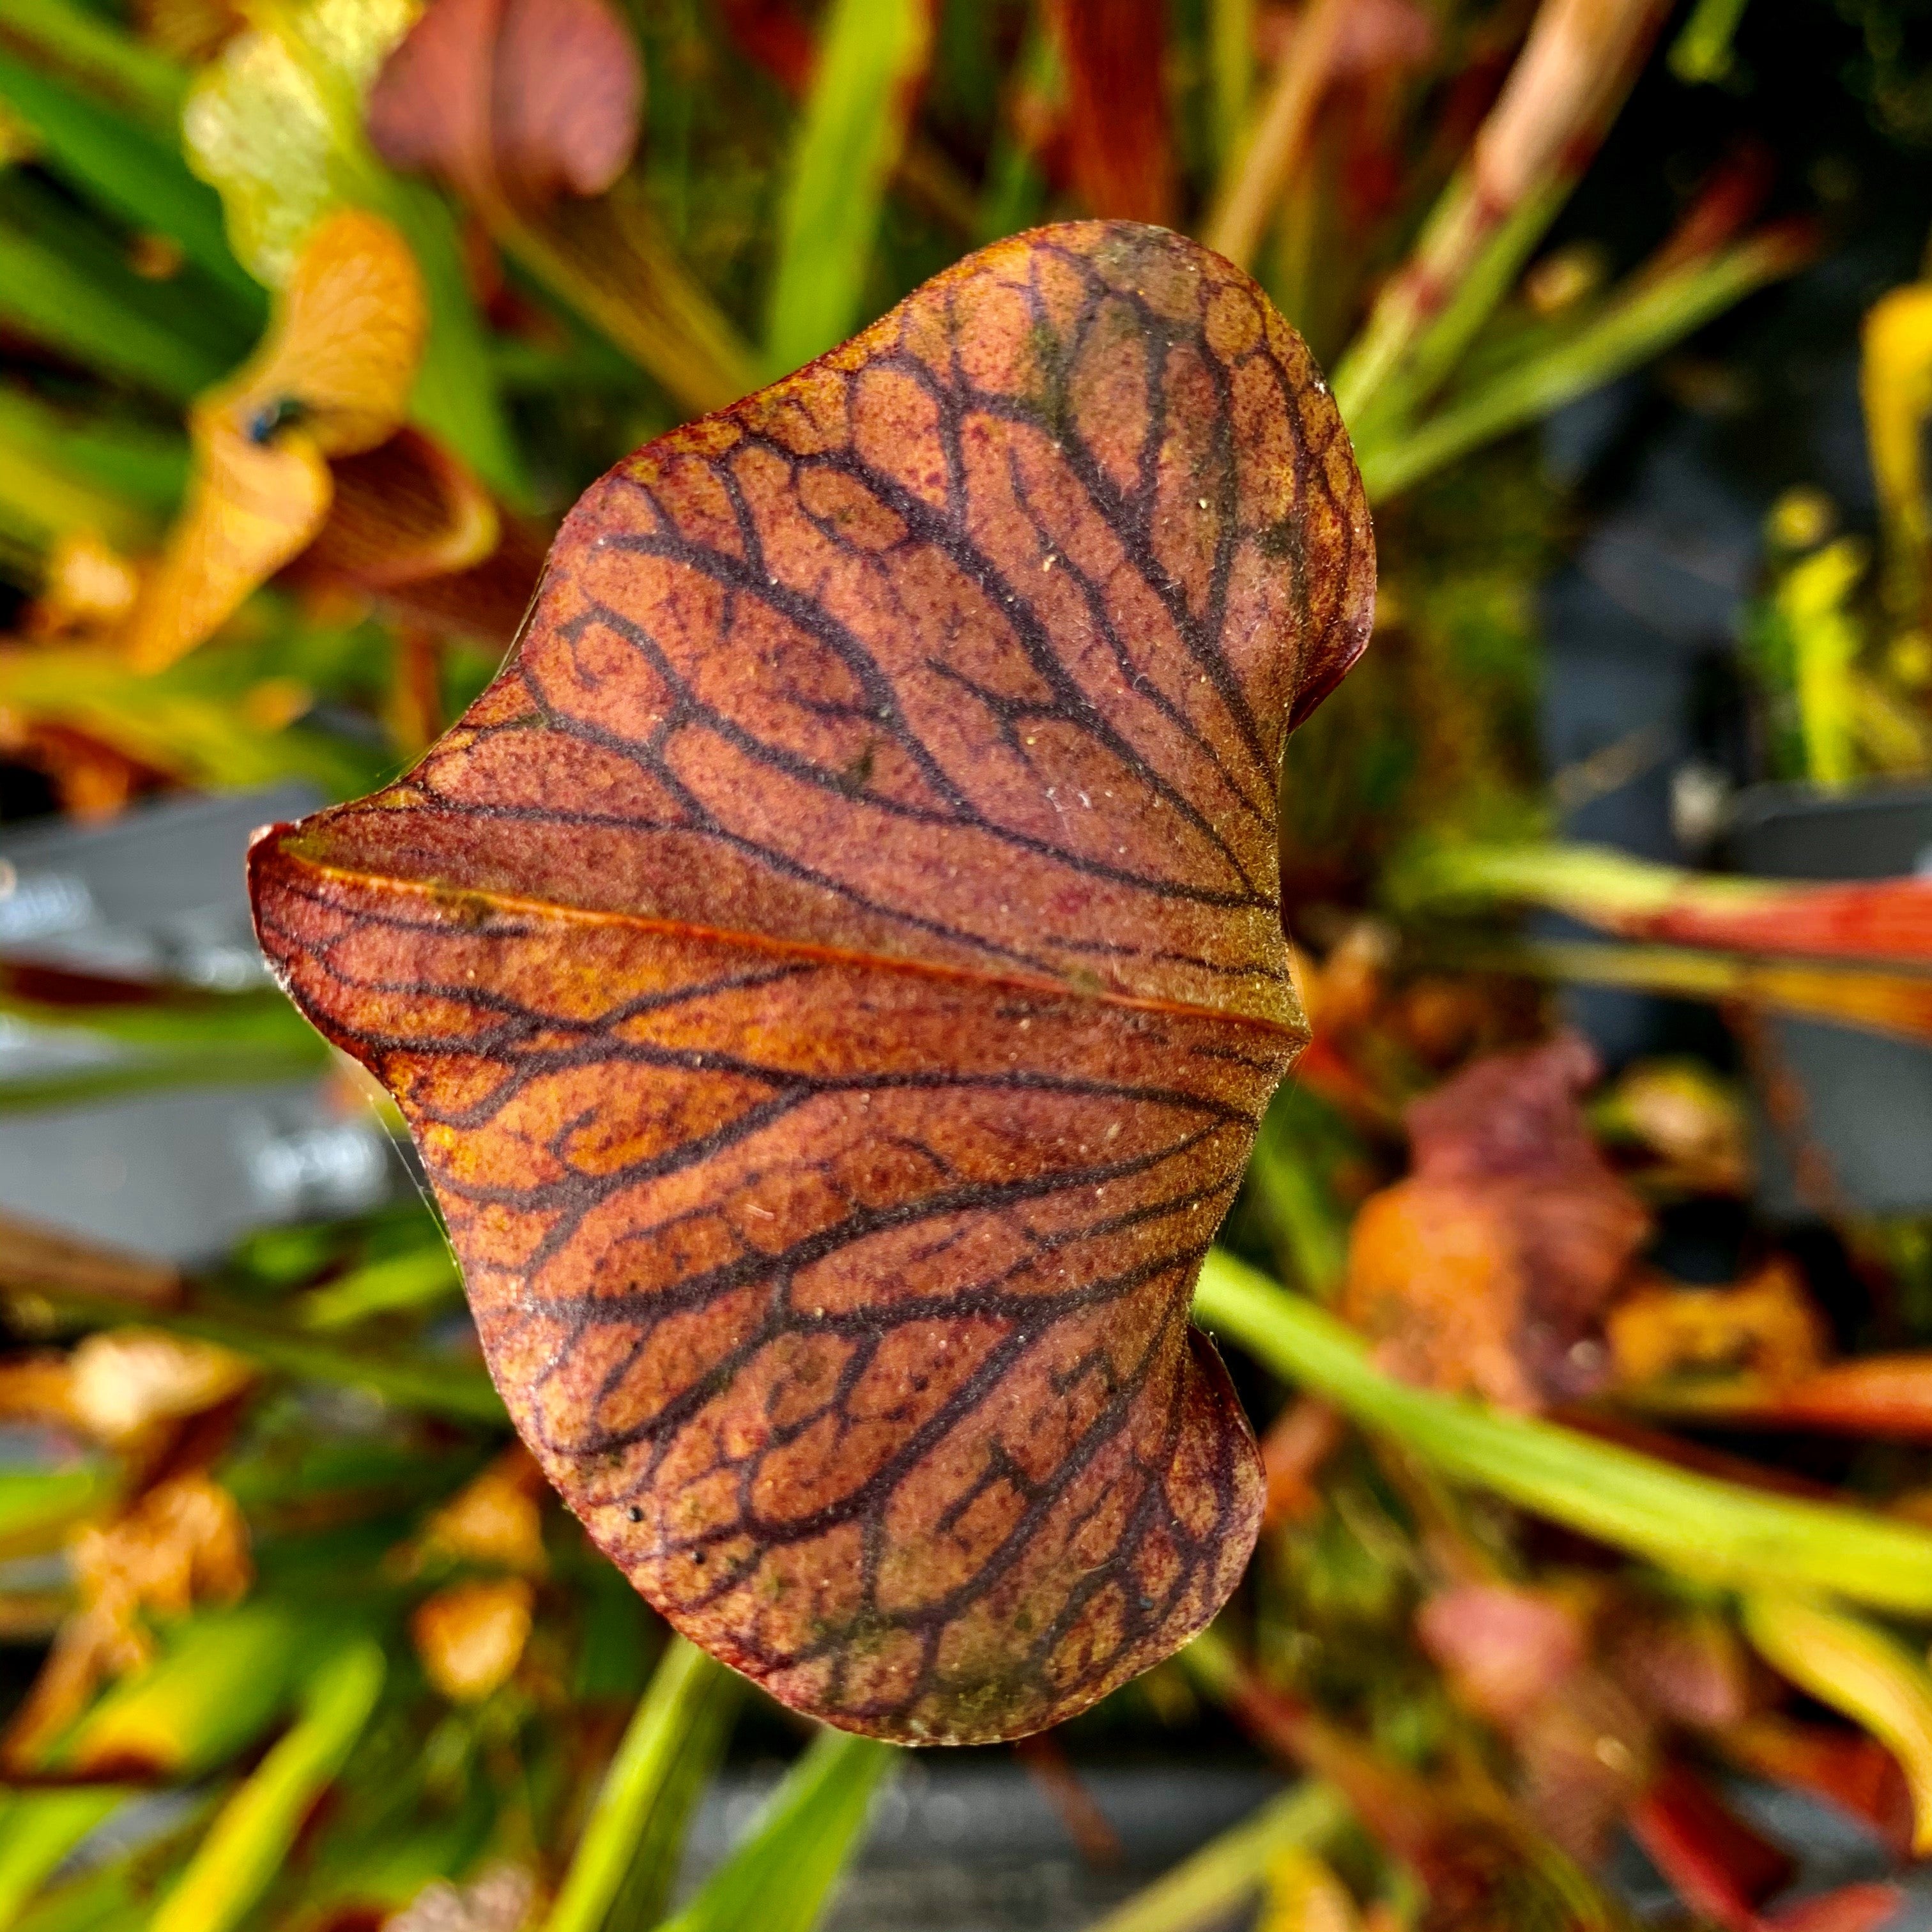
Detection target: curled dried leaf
<box><xmin>123</xmin><ymin>418</ymin><xmax>332</xmax><ymax>674</ymax></box>
<box><xmin>250</xmin><ymin>220</ymin><xmax>1374</xmax><ymax>1743</ymax></box>
<box><xmin>367</xmin><ymin>0</ymin><xmax>643</xmax><ymax>208</ymax></box>
<box><xmin>124</xmin><ymin>209</ymin><xmax>429</xmax><ymax>671</ymax></box>
<box><xmin>1342</xmin><ymin>1035</ymin><xmax>1650</xmax><ymax>1408</ymax></box>
<box><xmin>216</xmin><ymin>205</ymin><xmax>428</xmax><ymax>461</ymax></box>
<box><xmin>302</xmin><ymin>425</ymin><xmax>500</xmax><ymax>591</ymax></box>
<box><xmin>1607</xmin><ymin>1259</ymin><xmax>1830</xmax><ymax>1399</ymax></box>
<box><xmin>67</xmin><ymin>1330</ymin><xmax>255</xmax><ymax>1445</ymax></box>
<box><xmin>415</xmin><ymin>1444</ymin><xmax>548</xmax><ymax>1575</ymax></box>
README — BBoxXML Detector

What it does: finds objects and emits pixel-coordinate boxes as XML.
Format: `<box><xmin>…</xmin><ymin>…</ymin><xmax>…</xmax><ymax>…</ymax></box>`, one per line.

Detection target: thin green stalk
<box><xmin>148</xmin><ymin>1639</ymin><xmax>385</xmax><ymax>1932</ymax></box>
<box><xmin>1459</xmin><ymin>935</ymin><xmax>1932</xmax><ymax>1046</ymax></box>
<box><xmin>1347</xmin><ymin>176</ymin><xmax>1569</xmax><ymax>445</ymax></box>
<box><xmin>1356</xmin><ymin>228</ymin><xmax>1809</xmax><ymax>500</ymax></box>
<box><xmin>1193</xmin><ymin>1249</ymin><xmax>1932</xmax><ymax>1611</ymax></box>
<box><xmin>764</xmin><ymin>0</ymin><xmax>932</xmax><ymax>374</ymax></box>
<box><xmin>1331</xmin><ymin>0</ymin><xmax>1675</xmax><ymax>431</ymax></box>
<box><xmin>1085</xmin><ymin>1782</ymin><xmax>1348</xmax><ymax>1932</ymax></box>
<box><xmin>1203</xmin><ymin>0</ymin><xmax>1346</xmax><ymax>272</ymax></box>
<box><xmin>658</xmin><ymin>1728</ymin><xmax>896</xmax><ymax>1932</ymax></box>
<box><xmin>1669</xmin><ymin>0</ymin><xmax>1752</xmax><ymax>82</ymax></box>
<box><xmin>0</xmin><ymin>1790</ymin><xmax>123</xmax><ymax>1929</ymax></box>
<box><xmin>296</xmin><ymin>1246</ymin><xmax>461</xmax><ymax>1331</ymax></box>
<box><xmin>542</xmin><ymin>1637</ymin><xmax>733</xmax><ymax>1932</ymax></box>
<box><xmin>499</xmin><ymin>189</ymin><xmax>757</xmax><ymax>417</ymax></box>
<box><xmin>1208</xmin><ymin>0</ymin><xmax>1254</xmax><ymax>169</ymax></box>
<box><xmin>0</xmin><ymin>0</ymin><xmax>184</xmax><ymax>131</ymax></box>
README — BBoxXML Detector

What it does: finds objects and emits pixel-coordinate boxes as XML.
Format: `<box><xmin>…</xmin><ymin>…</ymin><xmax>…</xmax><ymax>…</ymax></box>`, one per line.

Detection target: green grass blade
<box><xmin>1670</xmin><ymin>0</ymin><xmax>1752</xmax><ymax>82</ymax></box>
<box><xmin>147</xmin><ymin>1638</ymin><xmax>385</xmax><ymax>1932</ymax></box>
<box><xmin>1085</xmin><ymin>1782</ymin><xmax>1347</xmax><ymax>1932</ymax></box>
<box><xmin>541</xmin><ymin>1637</ymin><xmax>737</xmax><ymax>1932</ymax></box>
<box><xmin>0</xmin><ymin>0</ymin><xmax>183</xmax><ymax>131</ymax></box>
<box><xmin>765</xmin><ymin>0</ymin><xmax>933</xmax><ymax>374</ymax></box>
<box><xmin>1355</xmin><ymin>227</ymin><xmax>1809</xmax><ymax>500</ymax></box>
<box><xmin>0</xmin><ymin>1791</ymin><xmax>125</xmax><ymax>1931</ymax></box>
<box><xmin>0</xmin><ymin>1462</ymin><xmax>112</xmax><ymax>1560</ymax></box>
<box><xmin>50</xmin><ymin>1605</ymin><xmax>300</xmax><ymax>1779</ymax></box>
<box><xmin>658</xmin><ymin>1728</ymin><xmax>896</xmax><ymax>1932</ymax></box>
<box><xmin>0</xmin><ymin>221</ymin><xmax>223</xmax><ymax>401</ymax></box>
<box><xmin>0</xmin><ymin>389</ymin><xmax>185</xmax><ymax>540</ymax></box>
<box><xmin>45</xmin><ymin>1296</ymin><xmax>503</xmax><ymax>1424</ymax></box>
<box><xmin>1194</xmin><ymin>1248</ymin><xmax>1932</xmax><ymax>1612</ymax></box>
<box><xmin>0</xmin><ymin>49</ymin><xmax>261</xmax><ymax>312</ymax></box>
<box><xmin>296</xmin><ymin>1246</ymin><xmax>461</xmax><ymax>1330</ymax></box>
<box><xmin>0</xmin><ymin>646</ymin><xmax>381</xmax><ymax>798</ymax></box>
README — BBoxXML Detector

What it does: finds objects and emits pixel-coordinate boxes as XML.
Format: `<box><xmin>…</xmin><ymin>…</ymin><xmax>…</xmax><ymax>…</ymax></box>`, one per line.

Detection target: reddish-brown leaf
<box><xmin>1341</xmin><ymin>1034</ymin><xmax>1651</xmax><ymax>1408</ymax></box>
<box><xmin>1762</xmin><ymin>1885</ymin><xmax>1906</xmax><ymax>1932</ymax></box>
<box><xmin>248</xmin><ymin>222</ymin><xmax>1375</xmax><ymax>1743</ymax></box>
<box><xmin>1046</xmin><ymin>0</ymin><xmax>1179</xmax><ymax>226</ymax></box>
<box><xmin>367</xmin><ymin>0</ymin><xmax>643</xmax><ymax>209</ymax></box>
<box><xmin>1628</xmin><ymin>1763</ymin><xmax>1796</xmax><ymax>1932</ymax></box>
<box><xmin>299</xmin><ymin>427</ymin><xmax>501</xmax><ymax>592</ymax></box>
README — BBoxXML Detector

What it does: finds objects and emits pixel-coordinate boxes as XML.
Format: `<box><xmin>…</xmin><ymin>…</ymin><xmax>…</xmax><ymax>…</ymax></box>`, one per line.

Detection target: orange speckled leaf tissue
<box><xmin>249</xmin><ymin>221</ymin><xmax>1374</xmax><ymax>1743</ymax></box>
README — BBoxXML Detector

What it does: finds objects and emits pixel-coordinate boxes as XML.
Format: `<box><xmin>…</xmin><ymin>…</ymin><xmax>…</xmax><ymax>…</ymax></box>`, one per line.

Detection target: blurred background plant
<box><xmin>4</xmin><ymin>0</ymin><xmax>1932</xmax><ymax>1927</ymax></box>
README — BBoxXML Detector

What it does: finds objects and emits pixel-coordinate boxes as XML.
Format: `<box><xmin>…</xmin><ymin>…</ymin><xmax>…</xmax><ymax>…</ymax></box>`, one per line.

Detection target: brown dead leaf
<box><xmin>412</xmin><ymin>1575</ymin><xmax>534</xmax><ymax>1703</ymax></box>
<box><xmin>387</xmin><ymin>1864</ymin><xmax>537</xmax><ymax>1932</ymax></box>
<box><xmin>367</xmin><ymin>0</ymin><xmax>643</xmax><ymax>210</ymax></box>
<box><xmin>1607</xmin><ymin>1258</ymin><xmax>1829</xmax><ymax>1395</ymax></box>
<box><xmin>300</xmin><ymin>426</ymin><xmax>499</xmax><ymax>591</ymax></box>
<box><xmin>125</xmin><ymin>209</ymin><xmax>427</xmax><ymax>671</ymax></box>
<box><xmin>2</xmin><ymin>1473</ymin><xmax>249</xmax><ymax>1768</ymax></box>
<box><xmin>1341</xmin><ymin>1034</ymin><xmax>1651</xmax><ymax>1407</ymax></box>
<box><xmin>415</xmin><ymin>1444</ymin><xmax>548</xmax><ymax>1576</ymax></box>
<box><xmin>67</xmin><ymin>1328</ymin><xmax>255</xmax><ymax>1446</ymax></box>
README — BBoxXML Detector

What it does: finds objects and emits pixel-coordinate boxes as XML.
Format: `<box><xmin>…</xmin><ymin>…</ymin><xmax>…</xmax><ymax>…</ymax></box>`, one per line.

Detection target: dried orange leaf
<box><xmin>123</xmin><ymin>208</ymin><xmax>429</xmax><ymax>671</ymax></box>
<box><xmin>250</xmin><ymin>221</ymin><xmax>1374</xmax><ymax>1744</ymax></box>
<box><xmin>1341</xmin><ymin>1034</ymin><xmax>1650</xmax><ymax>1408</ymax></box>
<box><xmin>123</xmin><ymin>417</ymin><xmax>332</xmax><ymax>673</ymax></box>
<box><xmin>411</xmin><ymin>1576</ymin><xmax>534</xmax><ymax>1702</ymax></box>
<box><xmin>217</xmin><ymin>205</ymin><xmax>427</xmax><ymax>461</ymax></box>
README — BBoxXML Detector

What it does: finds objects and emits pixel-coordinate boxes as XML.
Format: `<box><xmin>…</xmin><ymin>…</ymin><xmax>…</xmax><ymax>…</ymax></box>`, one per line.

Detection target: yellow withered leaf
<box><xmin>1741</xmin><ymin>1592</ymin><xmax>1932</xmax><ymax>1855</ymax></box>
<box><xmin>123</xmin><ymin>418</ymin><xmax>331</xmax><ymax>673</ymax></box>
<box><xmin>222</xmin><ymin>206</ymin><xmax>428</xmax><ymax>461</ymax></box>
<box><xmin>124</xmin><ymin>210</ymin><xmax>428</xmax><ymax>671</ymax></box>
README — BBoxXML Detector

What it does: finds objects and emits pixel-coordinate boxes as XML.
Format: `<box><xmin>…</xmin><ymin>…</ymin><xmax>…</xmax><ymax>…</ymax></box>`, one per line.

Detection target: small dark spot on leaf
<box><xmin>248</xmin><ymin>396</ymin><xmax>305</xmax><ymax>445</ymax></box>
